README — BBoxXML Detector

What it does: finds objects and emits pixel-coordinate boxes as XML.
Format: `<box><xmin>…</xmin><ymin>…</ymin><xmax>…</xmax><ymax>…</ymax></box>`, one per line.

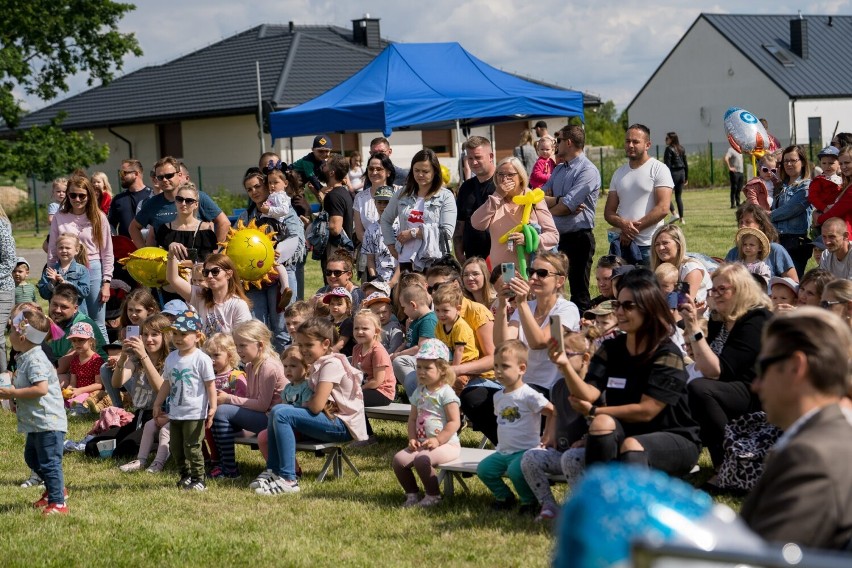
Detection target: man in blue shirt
<box><xmin>127</xmin><ymin>156</ymin><xmax>230</xmax><ymax>248</ymax></box>
<box><xmin>543</xmin><ymin>125</ymin><xmax>601</xmax><ymax>311</ymax></box>
<box><xmin>108</xmin><ymin>159</ymin><xmax>152</xmax><ymax>238</ymax></box>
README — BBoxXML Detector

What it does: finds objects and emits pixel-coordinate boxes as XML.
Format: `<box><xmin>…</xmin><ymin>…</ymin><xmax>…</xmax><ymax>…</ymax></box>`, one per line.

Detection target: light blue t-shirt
<box><xmin>283</xmin><ymin>381</ymin><xmax>313</xmax><ymax>408</ymax></box>
<box><xmin>163</xmin><ymin>349</ymin><xmax>215</xmax><ymax>421</ymax></box>
<box><xmin>14</xmin><ymin>346</ymin><xmax>67</xmax><ymax>434</ymax></box>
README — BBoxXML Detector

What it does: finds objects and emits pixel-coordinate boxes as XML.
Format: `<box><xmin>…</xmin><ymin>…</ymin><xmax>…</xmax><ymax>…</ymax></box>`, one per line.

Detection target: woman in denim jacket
<box><xmin>380</xmin><ymin>148</ymin><xmax>457</xmax><ymax>272</ymax></box>
<box><xmin>771</xmin><ymin>145</ymin><xmax>812</xmax><ymax>279</ymax></box>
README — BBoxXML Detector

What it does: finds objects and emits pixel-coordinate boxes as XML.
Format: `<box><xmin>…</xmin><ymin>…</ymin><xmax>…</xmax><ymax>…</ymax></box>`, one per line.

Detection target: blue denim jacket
<box><xmin>770</xmin><ymin>178</ymin><xmax>811</xmax><ymax>235</ymax></box>
<box><xmin>37</xmin><ymin>260</ymin><xmax>91</xmax><ymax>302</ymax></box>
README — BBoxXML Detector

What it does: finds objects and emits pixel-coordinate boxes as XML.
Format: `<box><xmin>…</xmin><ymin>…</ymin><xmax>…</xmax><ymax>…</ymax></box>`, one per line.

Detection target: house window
<box><xmin>422</xmin><ymin>129</ymin><xmax>452</xmax><ymax>157</ymax></box>
<box><xmin>158</xmin><ymin>122</ymin><xmax>183</xmax><ymax>158</ymax></box>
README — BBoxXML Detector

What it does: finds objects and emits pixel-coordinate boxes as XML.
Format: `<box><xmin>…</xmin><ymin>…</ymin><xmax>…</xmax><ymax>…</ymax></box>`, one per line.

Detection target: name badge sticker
<box><xmin>607</xmin><ymin>377</ymin><xmax>627</xmax><ymax>389</ymax></box>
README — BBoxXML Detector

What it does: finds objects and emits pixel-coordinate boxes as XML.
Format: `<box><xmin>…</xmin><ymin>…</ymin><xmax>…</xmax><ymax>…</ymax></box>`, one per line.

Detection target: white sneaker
<box><xmin>119</xmin><ymin>459</ymin><xmax>145</xmax><ymax>473</ymax></box>
<box><xmin>255</xmin><ymin>476</ymin><xmax>300</xmax><ymax>495</ymax></box>
<box><xmin>20</xmin><ymin>472</ymin><xmax>43</xmax><ymax>488</ymax></box>
<box><xmin>249</xmin><ymin>469</ymin><xmax>276</xmax><ymax>489</ymax></box>
<box><xmin>402</xmin><ymin>493</ymin><xmax>421</xmax><ymax>508</ymax></box>
<box><xmin>145</xmin><ymin>461</ymin><xmax>165</xmax><ymax>473</ymax></box>
<box><xmin>418</xmin><ymin>494</ymin><xmax>442</xmax><ymax>508</ymax></box>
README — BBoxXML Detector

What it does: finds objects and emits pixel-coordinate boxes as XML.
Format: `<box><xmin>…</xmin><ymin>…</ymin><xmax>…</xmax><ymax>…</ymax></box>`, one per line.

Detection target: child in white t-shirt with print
<box><xmin>477</xmin><ymin>340</ymin><xmax>553</xmax><ymax>514</ymax></box>
<box><xmin>152</xmin><ymin>310</ymin><xmax>216</xmax><ymax>492</ymax></box>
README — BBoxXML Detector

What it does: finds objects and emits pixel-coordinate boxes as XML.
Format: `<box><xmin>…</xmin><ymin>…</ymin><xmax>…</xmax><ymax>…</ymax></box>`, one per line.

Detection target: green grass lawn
<box><xmin>1</xmin><ymin>187</ymin><xmax>743</xmax><ymax>566</ymax></box>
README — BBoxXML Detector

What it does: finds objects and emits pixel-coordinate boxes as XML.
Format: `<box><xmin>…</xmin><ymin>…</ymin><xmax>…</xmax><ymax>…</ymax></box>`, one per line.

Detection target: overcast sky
<box><xmin>21</xmin><ymin>1</ymin><xmax>852</xmax><ymax>113</ymax></box>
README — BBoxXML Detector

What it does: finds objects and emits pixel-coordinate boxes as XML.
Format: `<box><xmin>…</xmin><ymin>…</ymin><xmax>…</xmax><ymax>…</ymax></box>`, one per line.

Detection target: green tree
<box><xmin>578</xmin><ymin>100</ymin><xmax>626</xmax><ymax>147</ymax></box>
<box><xmin>0</xmin><ymin>0</ymin><xmax>142</xmax><ymax>128</ymax></box>
<box><xmin>0</xmin><ymin>112</ymin><xmax>109</xmax><ymax>181</ymax></box>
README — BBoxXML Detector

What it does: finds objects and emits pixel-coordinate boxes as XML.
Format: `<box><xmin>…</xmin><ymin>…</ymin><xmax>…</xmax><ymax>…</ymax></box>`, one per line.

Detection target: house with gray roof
<box><xmin>12</xmin><ymin>16</ymin><xmax>599</xmax><ymax>196</ymax></box>
<box><xmin>626</xmin><ymin>13</ymin><xmax>852</xmax><ymax>160</ymax></box>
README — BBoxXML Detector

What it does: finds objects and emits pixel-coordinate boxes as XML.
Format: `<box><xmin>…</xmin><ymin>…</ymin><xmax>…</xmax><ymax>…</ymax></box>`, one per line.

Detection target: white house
<box><xmin>627</xmin><ymin>13</ymin><xmax>852</xmax><ymax>155</ymax></box>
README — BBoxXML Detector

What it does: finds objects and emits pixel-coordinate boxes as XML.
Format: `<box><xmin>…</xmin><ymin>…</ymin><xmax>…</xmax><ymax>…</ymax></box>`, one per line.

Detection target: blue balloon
<box><xmin>724</xmin><ymin>106</ymin><xmax>770</xmax><ymax>155</ymax></box>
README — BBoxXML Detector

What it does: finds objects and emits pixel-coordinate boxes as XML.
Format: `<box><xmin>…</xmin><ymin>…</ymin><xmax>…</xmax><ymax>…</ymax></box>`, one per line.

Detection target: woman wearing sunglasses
<box><xmin>552</xmin><ymin>271</ymin><xmax>700</xmax><ymax>475</ymax></box>
<box><xmin>820</xmin><ymin>279</ymin><xmax>852</xmax><ymax>329</ymax></box>
<box><xmin>315</xmin><ymin>252</ymin><xmax>364</xmax><ymax>314</ymax></box>
<box><xmin>680</xmin><ymin>263</ymin><xmax>772</xmax><ymax>480</ymax></box>
<box><xmin>486</xmin><ymin>252</ymin><xmax>579</xmax><ymax>444</ymax></box>
<box><xmin>166</xmin><ymin>252</ymin><xmax>251</xmax><ymax>337</ymax></box>
<box><xmin>155</xmin><ymin>182</ymin><xmax>217</xmax><ymax>265</ymax></box>
<box><xmin>237</xmin><ymin>168</ymin><xmax>305</xmax><ymax>350</ymax></box>
<box><xmin>742</xmin><ymin>155</ymin><xmax>778</xmax><ymax>212</ymax></box>
<box><xmin>48</xmin><ymin>175</ymin><xmax>114</xmax><ymax>340</ymax></box>
<box><xmin>470</xmin><ymin>156</ymin><xmax>559</xmax><ymax>268</ymax></box>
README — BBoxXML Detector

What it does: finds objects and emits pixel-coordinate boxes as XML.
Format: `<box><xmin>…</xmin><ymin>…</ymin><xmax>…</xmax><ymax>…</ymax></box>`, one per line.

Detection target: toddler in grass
<box><xmin>392</xmin><ymin>339</ymin><xmax>461</xmax><ymax>508</ymax></box>
<box><xmin>735</xmin><ymin>227</ymin><xmax>772</xmax><ymax>286</ymax></box>
<box><xmin>0</xmin><ymin>310</ymin><xmax>69</xmax><ymax>515</ymax></box>
<box><xmin>13</xmin><ymin>258</ymin><xmax>37</xmax><ymax>304</ymax></box>
<box><xmin>116</xmin><ymin>314</ymin><xmax>173</xmax><ymax>473</ymax></box>
<box><xmin>152</xmin><ymin>311</ymin><xmax>216</xmax><ymax>492</ymax></box>
<box><xmin>477</xmin><ymin>340</ymin><xmax>554</xmax><ymax>515</ymax></box>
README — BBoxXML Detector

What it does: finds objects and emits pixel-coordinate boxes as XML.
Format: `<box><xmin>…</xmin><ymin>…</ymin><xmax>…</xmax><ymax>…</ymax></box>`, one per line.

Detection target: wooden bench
<box><xmin>233</xmin><ymin>436</ymin><xmax>359</xmax><ymax>483</ymax></box>
<box><xmin>435</xmin><ymin>447</ymin><xmax>564</xmax><ymax>497</ymax></box>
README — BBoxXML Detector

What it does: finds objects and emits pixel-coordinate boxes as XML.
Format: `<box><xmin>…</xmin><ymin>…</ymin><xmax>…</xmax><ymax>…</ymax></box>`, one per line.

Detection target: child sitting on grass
<box><xmin>392</xmin><ymin>339</ymin><xmax>461</xmax><ymax>508</ymax></box>
<box><xmin>432</xmin><ymin>285</ymin><xmax>479</xmax><ymax>394</ymax></box>
<box><xmin>477</xmin><ymin>340</ymin><xmax>553</xmax><ymax>515</ymax></box>
<box><xmin>13</xmin><ymin>258</ymin><xmax>37</xmax><ymax>304</ymax></box>
<box><xmin>64</xmin><ymin>322</ymin><xmax>104</xmax><ymax>412</ymax></box>
<box><xmin>152</xmin><ymin>311</ymin><xmax>216</xmax><ymax>492</ymax></box>
<box><xmin>735</xmin><ymin>227</ymin><xmax>772</xmax><ymax>286</ymax></box>
<box><xmin>0</xmin><ymin>309</ymin><xmax>69</xmax><ymax>515</ymax></box>
<box><xmin>324</xmin><ymin>287</ymin><xmax>355</xmax><ymax>357</ymax></box>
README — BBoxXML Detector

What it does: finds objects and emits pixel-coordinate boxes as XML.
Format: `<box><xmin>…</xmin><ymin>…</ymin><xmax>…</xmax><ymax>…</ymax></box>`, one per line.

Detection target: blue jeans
<box><xmin>86</xmin><ymin>259</ymin><xmax>108</xmax><ymax>339</ymax></box>
<box><xmin>211</xmin><ymin>404</ymin><xmax>270</xmax><ymax>472</ymax></box>
<box><xmin>266</xmin><ymin>405</ymin><xmax>352</xmax><ymax>480</ymax></box>
<box><xmin>100</xmin><ymin>365</ymin><xmax>126</xmax><ymax>408</ymax></box>
<box><xmin>637</xmin><ymin>245</ymin><xmax>651</xmax><ymax>266</ymax></box>
<box><xmin>246</xmin><ymin>285</ymin><xmax>288</xmax><ymax>351</ymax></box>
<box><xmin>285</xmin><ymin>266</ymin><xmax>298</xmax><ymax>303</ymax></box>
<box><xmin>24</xmin><ymin>431</ymin><xmax>66</xmax><ymax>504</ymax></box>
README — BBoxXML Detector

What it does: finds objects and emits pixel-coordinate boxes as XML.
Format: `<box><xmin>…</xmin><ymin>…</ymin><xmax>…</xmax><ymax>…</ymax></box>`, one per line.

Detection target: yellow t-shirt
<box><xmin>435</xmin><ymin>316</ymin><xmax>479</xmax><ymax>364</ymax></box>
<box><xmin>460</xmin><ymin>297</ymin><xmax>495</xmax><ymax>379</ymax></box>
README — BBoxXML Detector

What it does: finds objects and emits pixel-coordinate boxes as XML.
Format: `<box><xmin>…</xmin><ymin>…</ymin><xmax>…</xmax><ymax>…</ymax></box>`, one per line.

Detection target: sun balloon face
<box><xmin>220</xmin><ymin>218</ymin><xmax>278</xmax><ymax>289</ymax></box>
<box><xmin>119</xmin><ymin>246</ymin><xmax>169</xmax><ymax>287</ymax></box>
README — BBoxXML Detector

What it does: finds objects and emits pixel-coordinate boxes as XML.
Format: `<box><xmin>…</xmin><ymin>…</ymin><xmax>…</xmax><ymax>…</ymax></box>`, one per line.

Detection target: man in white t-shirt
<box><xmin>604</xmin><ymin>124</ymin><xmax>674</xmax><ymax>265</ymax></box>
<box><xmin>724</xmin><ymin>146</ymin><xmax>745</xmax><ymax>208</ymax></box>
<box><xmin>819</xmin><ymin>217</ymin><xmax>852</xmax><ymax>279</ymax></box>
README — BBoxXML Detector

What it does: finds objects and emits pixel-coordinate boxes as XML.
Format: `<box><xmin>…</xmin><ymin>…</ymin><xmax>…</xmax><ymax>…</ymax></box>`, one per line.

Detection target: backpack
<box><xmin>307</xmin><ymin>210</ymin><xmax>329</xmax><ymax>260</ymax></box>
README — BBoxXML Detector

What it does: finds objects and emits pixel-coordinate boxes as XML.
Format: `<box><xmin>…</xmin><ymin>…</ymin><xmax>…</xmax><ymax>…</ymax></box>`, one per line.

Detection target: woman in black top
<box><xmin>664</xmin><ymin>132</ymin><xmax>688</xmax><ymax>222</ymax></box>
<box><xmin>681</xmin><ymin>262</ymin><xmax>772</xmax><ymax>470</ymax></box>
<box><xmin>154</xmin><ymin>182</ymin><xmax>218</xmax><ymax>261</ymax></box>
<box><xmin>550</xmin><ymin>272</ymin><xmax>700</xmax><ymax>475</ymax></box>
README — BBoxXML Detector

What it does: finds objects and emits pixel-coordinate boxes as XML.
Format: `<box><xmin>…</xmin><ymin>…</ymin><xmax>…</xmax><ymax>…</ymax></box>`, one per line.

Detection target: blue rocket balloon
<box><xmin>724</xmin><ymin>106</ymin><xmax>770</xmax><ymax>156</ymax></box>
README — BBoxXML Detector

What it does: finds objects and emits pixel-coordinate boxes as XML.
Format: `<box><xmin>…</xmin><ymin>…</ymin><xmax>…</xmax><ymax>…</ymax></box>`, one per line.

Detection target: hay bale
<box><xmin>0</xmin><ymin>186</ymin><xmax>28</xmax><ymax>212</ymax></box>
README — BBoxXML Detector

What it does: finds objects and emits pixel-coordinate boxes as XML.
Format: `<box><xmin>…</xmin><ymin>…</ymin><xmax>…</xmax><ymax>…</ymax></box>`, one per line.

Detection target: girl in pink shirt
<box><xmin>529</xmin><ymin>135</ymin><xmax>557</xmax><ymax>189</ymax></box>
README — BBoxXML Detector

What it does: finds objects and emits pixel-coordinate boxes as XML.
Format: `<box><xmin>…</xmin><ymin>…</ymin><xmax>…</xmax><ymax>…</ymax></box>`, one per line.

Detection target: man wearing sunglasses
<box><xmin>128</xmin><ymin>156</ymin><xmax>230</xmax><ymax>249</ymax></box>
<box><xmin>108</xmin><ymin>159</ymin><xmax>152</xmax><ymax>238</ymax></box>
<box><xmin>604</xmin><ymin>124</ymin><xmax>673</xmax><ymax>266</ymax></box>
<box><xmin>543</xmin><ymin>125</ymin><xmax>601</xmax><ymax>311</ymax></box>
<box><xmin>817</xmin><ymin>217</ymin><xmax>852</xmax><ymax>279</ymax></box>
<box><xmin>740</xmin><ymin>308</ymin><xmax>852</xmax><ymax>550</ymax></box>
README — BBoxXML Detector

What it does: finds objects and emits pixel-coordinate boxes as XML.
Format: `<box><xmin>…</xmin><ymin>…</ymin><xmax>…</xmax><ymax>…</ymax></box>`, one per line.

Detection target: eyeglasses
<box><xmin>174</xmin><ymin>196</ymin><xmax>197</xmax><ymax>205</ymax></box>
<box><xmin>367</xmin><ymin>167</ymin><xmax>385</xmax><ymax>173</ymax></box>
<box><xmin>68</xmin><ymin>193</ymin><xmax>88</xmax><ymax>201</ymax></box>
<box><xmin>496</xmin><ymin>172</ymin><xmax>518</xmax><ymax>179</ymax></box>
<box><xmin>760</xmin><ymin>167</ymin><xmax>778</xmax><ymax>174</ymax></box>
<box><xmin>202</xmin><ymin>267</ymin><xmax>223</xmax><ymax>277</ymax></box>
<box><xmin>324</xmin><ymin>269</ymin><xmax>350</xmax><ymax>277</ymax></box>
<box><xmin>612</xmin><ymin>300</ymin><xmax>638</xmax><ymax>312</ymax></box>
<box><xmin>527</xmin><ymin>267</ymin><xmax>559</xmax><ymax>279</ymax></box>
<box><xmin>820</xmin><ymin>300</ymin><xmax>844</xmax><ymax>309</ymax></box>
<box><xmin>708</xmin><ymin>284</ymin><xmax>733</xmax><ymax>296</ymax></box>
<box><xmin>782</xmin><ymin>158</ymin><xmax>801</xmax><ymax>165</ymax></box>
<box><xmin>427</xmin><ymin>281</ymin><xmax>450</xmax><ymax>294</ymax></box>
<box><xmin>155</xmin><ymin>172</ymin><xmax>178</xmax><ymax>181</ymax></box>
<box><xmin>756</xmin><ymin>353</ymin><xmax>791</xmax><ymax>377</ymax></box>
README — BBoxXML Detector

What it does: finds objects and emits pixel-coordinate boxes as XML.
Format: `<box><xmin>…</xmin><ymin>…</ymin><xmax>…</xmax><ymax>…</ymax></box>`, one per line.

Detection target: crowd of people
<box><xmin>0</xmin><ymin>125</ymin><xmax>851</xmax><ymax>552</ymax></box>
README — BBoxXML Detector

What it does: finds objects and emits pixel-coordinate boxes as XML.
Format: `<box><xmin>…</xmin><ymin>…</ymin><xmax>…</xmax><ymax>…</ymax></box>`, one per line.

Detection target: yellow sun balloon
<box><xmin>119</xmin><ymin>247</ymin><xmax>170</xmax><ymax>287</ymax></box>
<box><xmin>220</xmin><ymin>218</ymin><xmax>278</xmax><ymax>289</ymax></box>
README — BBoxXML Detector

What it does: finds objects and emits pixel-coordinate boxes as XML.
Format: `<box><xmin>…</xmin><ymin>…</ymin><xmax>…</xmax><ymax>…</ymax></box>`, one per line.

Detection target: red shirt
<box><xmin>70</xmin><ymin>353</ymin><xmax>104</xmax><ymax>388</ymax></box>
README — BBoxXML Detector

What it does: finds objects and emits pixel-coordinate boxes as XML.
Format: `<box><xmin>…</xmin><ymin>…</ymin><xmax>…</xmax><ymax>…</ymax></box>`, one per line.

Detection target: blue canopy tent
<box><xmin>269</xmin><ymin>42</ymin><xmax>585</xmax><ymax>138</ymax></box>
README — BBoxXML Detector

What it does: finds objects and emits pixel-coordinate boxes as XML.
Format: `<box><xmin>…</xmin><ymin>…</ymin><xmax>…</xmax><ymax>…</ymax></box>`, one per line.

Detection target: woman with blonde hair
<box><xmin>679</xmin><ymin>262</ymin><xmax>773</xmax><ymax>474</ymax></box>
<box><xmin>821</xmin><ymin>279</ymin><xmax>852</xmax><ymax>328</ymax></box>
<box><xmin>0</xmin><ymin>201</ymin><xmax>15</xmax><ymax>372</ymax></box>
<box><xmin>650</xmin><ymin>223</ymin><xmax>711</xmax><ymax>305</ymax></box>
<box><xmin>470</xmin><ymin>156</ymin><xmax>559</xmax><ymax>267</ymax></box>
<box><xmin>166</xmin><ymin>252</ymin><xmax>252</xmax><ymax>337</ymax></box>
<box><xmin>91</xmin><ymin>171</ymin><xmax>113</xmax><ymax>215</ymax></box>
<box><xmin>513</xmin><ymin>128</ymin><xmax>537</xmax><ymax>175</ymax></box>
<box><xmin>210</xmin><ymin>319</ymin><xmax>288</xmax><ymax>478</ymax></box>
<box><xmin>461</xmin><ymin>257</ymin><xmax>495</xmax><ymax>308</ymax></box>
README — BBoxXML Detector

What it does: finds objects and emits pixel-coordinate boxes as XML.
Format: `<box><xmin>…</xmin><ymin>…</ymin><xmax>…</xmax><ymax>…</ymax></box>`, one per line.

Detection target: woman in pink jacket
<box><xmin>470</xmin><ymin>157</ymin><xmax>559</xmax><ymax>267</ymax></box>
